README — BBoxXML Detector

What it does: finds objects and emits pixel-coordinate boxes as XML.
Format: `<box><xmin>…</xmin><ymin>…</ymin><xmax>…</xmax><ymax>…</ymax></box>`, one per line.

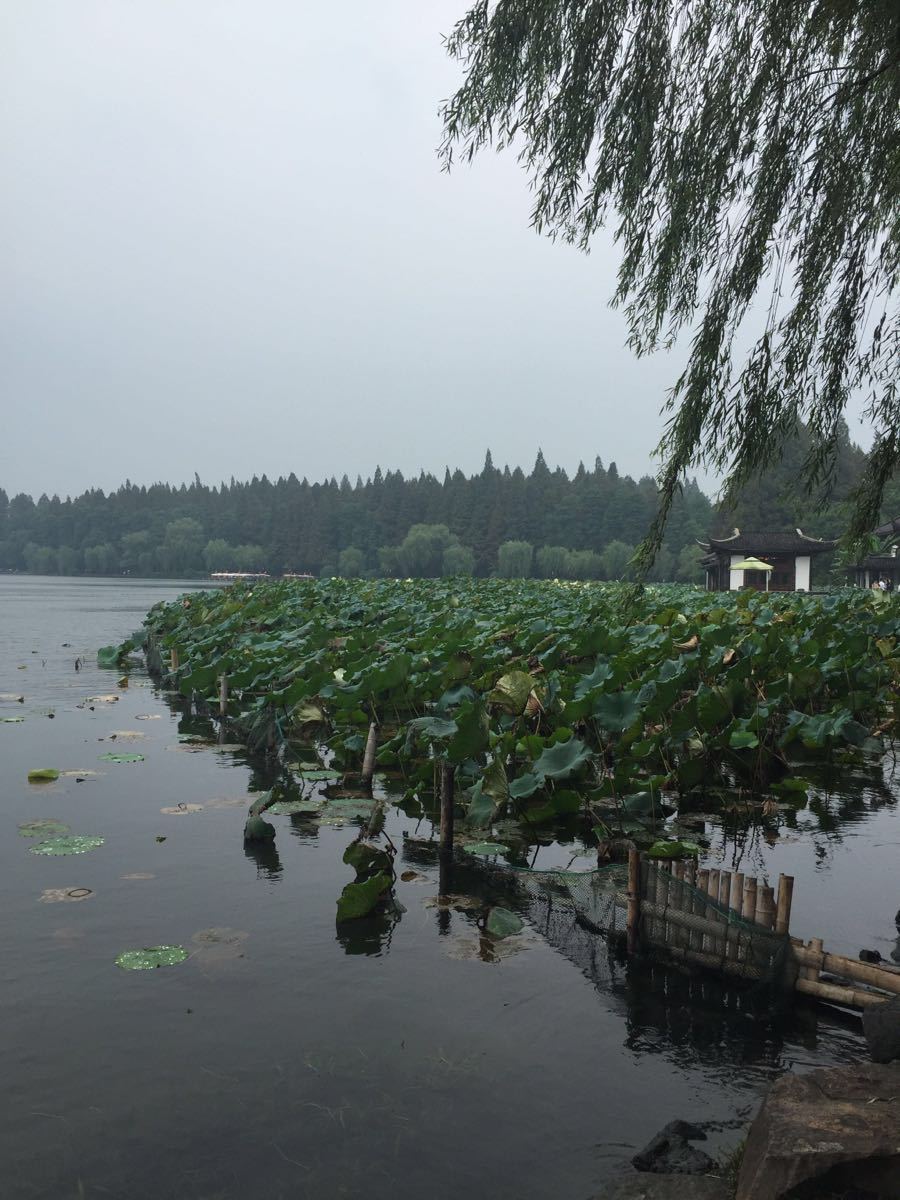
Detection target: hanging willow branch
<box><xmin>440</xmin><ymin>0</ymin><xmax>900</xmax><ymax>564</ymax></box>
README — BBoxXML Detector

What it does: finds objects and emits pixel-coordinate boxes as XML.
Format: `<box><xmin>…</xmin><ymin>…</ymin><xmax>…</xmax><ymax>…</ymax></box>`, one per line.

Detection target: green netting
<box><xmin>505</xmin><ymin>859</ymin><xmax>788</xmax><ymax>992</ymax></box>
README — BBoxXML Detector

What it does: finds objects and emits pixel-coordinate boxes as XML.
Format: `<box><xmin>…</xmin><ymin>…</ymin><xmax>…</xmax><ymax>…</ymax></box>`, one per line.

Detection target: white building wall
<box><xmin>729</xmin><ymin>554</ymin><xmax>743</xmax><ymax>591</ymax></box>
<box><xmin>795</xmin><ymin>556</ymin><xmax>811</xmax><ymax>591</ymax></box>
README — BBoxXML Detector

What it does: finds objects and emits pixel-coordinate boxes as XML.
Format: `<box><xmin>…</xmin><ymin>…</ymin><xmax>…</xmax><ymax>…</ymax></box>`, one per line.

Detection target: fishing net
<box><xmin>508</xmin><ymin>859</ymin><xmax>790</xmax><ymax>993</ymax></box>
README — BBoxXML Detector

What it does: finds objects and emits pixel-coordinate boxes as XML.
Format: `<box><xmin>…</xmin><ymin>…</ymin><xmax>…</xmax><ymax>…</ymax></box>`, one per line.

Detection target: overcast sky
<box><xmin>2</xmin><ymin>1</ymin><xmax>872</xmax><ymax>502</ymax></box>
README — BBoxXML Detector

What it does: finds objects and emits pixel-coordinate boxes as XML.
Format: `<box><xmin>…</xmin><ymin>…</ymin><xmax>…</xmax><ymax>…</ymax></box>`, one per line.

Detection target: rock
<box><xmin>632</xmin><ymin>1121</ymin><xmax>716</xmax><ymax>1175</ymax></box>
<box><xmin>862</xmin><ymin>995</ymin><xmax>900</xmax><ymax>1064</ymax></box>
<box><xmin>592</xmin><ymin>1178</ymin><xmax>729</xmax><ymax>1200</ymax></box>
<box><xmin>736</xmin><ymin>1062</ymin><xmax>900</xmax><ymax>1200</ymax></box>
<box><xmin>860</xmin><ymin>948</ymin><xmax>883</xmax><ymax>964</ymax></box>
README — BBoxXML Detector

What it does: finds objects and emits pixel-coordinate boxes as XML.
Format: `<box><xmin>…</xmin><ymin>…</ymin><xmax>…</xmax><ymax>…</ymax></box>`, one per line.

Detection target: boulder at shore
<box><xmin>736</xmin><ymin>1062</ymin><xmax>900</xmax><ymax>1200</ymax></box>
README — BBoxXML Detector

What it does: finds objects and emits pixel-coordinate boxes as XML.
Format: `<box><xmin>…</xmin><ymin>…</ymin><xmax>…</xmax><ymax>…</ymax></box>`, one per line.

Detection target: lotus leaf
<box><xmin>99</xmin><ymin>753</ymin><xmax>145</xmax><ymax>763</ymax></box>
<box><xmin>30</xmin><ymin>835</ymin><xmax>104</xmax><ymax>855</ymax></box>
<box><xmin>485</xmin><ymin>906</ymin><xmax>524</xmax><ymax>938</ymax></box>
<box><xmin>532</xmin><ymin>737</ymin><xmax>592</xmax><ymax>781</ymax></box>
<box><xmin>28</xmin><ymin>768</ymin><xmax>60</xmax><ymax>782</ymax></box>
<box><xmin>594</xmin><ymin>691</ymin><xmax>641</xmax><ymax>732</ymax></box>
<box><xmin>466</xmin><ymin>842</ymin><xmax>511</xmax><ymax>856</ymax></box>
<box><xmin>336</xmin><ymin>871</ymin><xmax>392</xmax><ymax>921</ymax></box>
<box><xmin>115</xmin><ymin>945</ymin><xmax>188</xmax><ymax>970</ymax></box>
<box><xmin>488</xmin><ymin>671</ymin><xmax>535</xmax><ymax>714</ymax></box>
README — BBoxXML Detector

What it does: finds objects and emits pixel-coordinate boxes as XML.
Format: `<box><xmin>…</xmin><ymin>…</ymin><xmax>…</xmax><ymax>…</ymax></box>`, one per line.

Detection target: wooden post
<box><xmin>719</xmin><ymin>870</ymin><xmax>732</xmax><ymax>909</ymax></box>
<box><xmin>361</xmin><ymin>721</ymin><xmax>378</xmax><ymax>790</ymax></box>
<box><xmin>755</xmin><ymin>884</ymin><xmax>776</xmax><ymax>930</ymax></box>
<box><xmin>627</xmin><ymin>849</ymin><xmax>641</xmax><ymax>955</ymax></box>
<box><xmin>218</xmin><ymin>673</ymin><xmax>228</xmax><ymax>719</ymax></box>
<box><xmin>170</xmin><ymin>647</ymin><xmax>179</xmax><ymax>671</ymax></box>
<box><xmin>439</xmin><ymin>762</ymin><xmax>455</xmax><ymax>858</ymax></box>
<box><xmin>775</xmin><ymin>874</ymin><xmax>794</xmax><ymax>936</ymax></box>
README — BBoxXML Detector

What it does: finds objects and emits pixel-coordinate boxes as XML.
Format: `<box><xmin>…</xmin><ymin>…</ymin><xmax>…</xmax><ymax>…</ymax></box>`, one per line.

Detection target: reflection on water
<box><xmin>0</xmin><ymin>577</ymin><xmax>897</xmax><ymax>1199</ymax></box>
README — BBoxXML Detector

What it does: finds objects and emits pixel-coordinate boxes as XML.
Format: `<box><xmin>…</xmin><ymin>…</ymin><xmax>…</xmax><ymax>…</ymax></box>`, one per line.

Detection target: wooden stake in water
<box><xmin>627</xmin><ymin>849</ymin><xmax>641</xmax><ymax>955</ymax></box>
<box><xmin>218</xmin><ymin>673</ymin><xmax>228</xmax><ymax>719</ymax></box>
<box><xmin>775</xmin><ymin>874</ymin><xmax>794</xmax><ymax>936</ymax></box>
<box><xmin>439</xmin><ymin>762</ymin><xmax>455</xmax><ymax>858</ymax></box>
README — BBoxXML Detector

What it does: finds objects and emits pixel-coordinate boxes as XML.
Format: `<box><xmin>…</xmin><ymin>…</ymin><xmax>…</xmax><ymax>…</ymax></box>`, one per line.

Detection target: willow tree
<box><xmin>440</xmin><ymin>1</ymin><xmax>900</xmax><ymax>561</ymax></box>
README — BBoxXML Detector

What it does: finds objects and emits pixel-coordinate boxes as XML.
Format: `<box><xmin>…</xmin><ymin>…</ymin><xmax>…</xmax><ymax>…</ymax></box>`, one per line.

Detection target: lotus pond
<box><xmin>2</xmin><ymin>575</ymin><xmax>899</xmax><ymax>1199</ymax></box>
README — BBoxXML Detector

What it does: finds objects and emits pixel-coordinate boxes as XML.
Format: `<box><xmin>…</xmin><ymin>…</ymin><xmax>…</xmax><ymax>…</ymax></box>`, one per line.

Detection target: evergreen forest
<box><xmin>0</xmin><ymin>432</ymin><xmax>889</xmax><ymax>582</ymax></box>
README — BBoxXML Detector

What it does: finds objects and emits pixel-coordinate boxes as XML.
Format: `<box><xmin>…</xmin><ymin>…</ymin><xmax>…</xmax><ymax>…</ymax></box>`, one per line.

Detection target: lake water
<box><xmin>1</xmin><ymin>576</ymin><xmax>896</xmax><ymax>1199</ymax></box>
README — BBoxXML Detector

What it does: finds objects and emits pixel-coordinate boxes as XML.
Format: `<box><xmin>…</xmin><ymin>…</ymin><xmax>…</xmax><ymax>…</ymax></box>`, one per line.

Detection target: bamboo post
<box><xmin>697</xmin><ymin>868</ymin><xmax>710</xmax><ymax>953</ymax></box>
<box><xmin>755</xmin><ymin>884</ymin><xmax>776</xmax><ymax>930</ymax></box>
<box><xmin>361</xmin><ymin>721</ymin><xmax>378</xmax><ymax>790</ymax></box>
<box><xmin>718</xmin><ymin>870</ymin><xmax>732</xmax><ymax>909</ymax></box>
<box><xmin>741</xmin><ymin>876</ymin><xmax>758</xmax><ymax>922</ymax></box>
<box><xmin>775</xmin><ymin>874</ymin><xmax>794</xmax><ymax>936</ymax></box>
<box><xmin>439</xmin><ymin>762</ymin><xmax>455</xmax><ymax>858</ymax></box>
<box><xmin>727</xmin><ymin>871</ymin><xmax>744</xmax><ymax>964</ymax></box>
<box><xmin>218</xmin><ymin>673</ymin><xmax>228</xmax><ymax>719</ymax></box>
<box><xmin>627</xmin><ymin>849</ymin><xmax>641</xmax><ymax>955</ymax></box>
<box><xmin>652</xmin><ymin>861</ymin><xmax>669</xmax><ymax>948</ymax></box>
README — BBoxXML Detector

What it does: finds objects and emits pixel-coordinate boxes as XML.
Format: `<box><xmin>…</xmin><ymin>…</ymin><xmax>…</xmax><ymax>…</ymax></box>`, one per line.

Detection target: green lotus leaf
<box><xmin>485</xmin><ymin>906</ymin><xmax>524</xmax><ymax>938</ymax></box>
<box><xmin>647</xmin><ymin>839</ymin><xmax>701</xmax><ymax>859</ymax></box>
<box><xmin>594</xmin><ymin>691</ymin><xmax>642</xmax><ymax>732</ymax></box>
<box><xmin>30</xmin><ymin>835</ymin><xmax>104</xmax><ymax>855</ymax></box>
<box><xmin>2</xmin><ymin>716</ymin><xmax>24</xmax><ymax>723</ymax></box>
<box><xmin>532</xmin><ymin>737</ymin><xmax>592</xmax><ymax>781</ymax></box>
<box><xmin>115</xmin><ymin>945</ymin><xmax>188</xmax><ymax>970</ymax></box>
<box><xmin>18</xmin><ymin>819</ymin><xmax>71</xmax><ymax>838</ymax></box>
<box><xmin>336</xmin><ymin>871</ymin><xmax>392</xmax><ymax>921</ymax></box>
<box><xmin>508</xmin><ymin>772</ymin><xmax>541</xmax><ymax>799</ymax></box>
<box><xmin>268</xmin><ymin>799</ymin><xmax>324</xmax><ymax>815</ymax></box>
<box><xmin>28</xmin><ymin>768</ymin><xmax>60</xmax><ymax>782</ymax></box>
<box><xmin>99</xmin><ymin>753</ymin><xmax>145</xmax><ymax>763</ymax></box>
<box><xmin>466</xmin><ymin>842</ymin><xmax>511</xmax><ymax>856</ymax></box>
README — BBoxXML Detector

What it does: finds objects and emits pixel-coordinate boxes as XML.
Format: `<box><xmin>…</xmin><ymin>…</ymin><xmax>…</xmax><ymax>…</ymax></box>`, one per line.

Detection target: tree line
<box><xmin>0</xmin><ymin>433</ymin><xmax>883</xmax><ymax>581</ymax></box>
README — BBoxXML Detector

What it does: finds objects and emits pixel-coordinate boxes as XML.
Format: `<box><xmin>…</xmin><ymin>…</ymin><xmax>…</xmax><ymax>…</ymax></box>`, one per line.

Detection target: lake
<box><xmin>1</xmin><ymin>576</ymin><xmax>896</xmax><ymax>1199</ymax></box>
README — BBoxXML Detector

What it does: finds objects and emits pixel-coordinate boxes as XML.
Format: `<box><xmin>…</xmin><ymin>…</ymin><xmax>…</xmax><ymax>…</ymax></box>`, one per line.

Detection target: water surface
<box><xmin>1</xmin><ymin>576</ymin><xmax>894</xmax><ymax>1199</ymax></box>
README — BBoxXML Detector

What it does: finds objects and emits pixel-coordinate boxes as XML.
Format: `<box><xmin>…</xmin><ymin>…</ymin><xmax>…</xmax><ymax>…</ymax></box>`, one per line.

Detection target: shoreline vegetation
<box><xmin>120</xmin><ymin>577</ymin><xmax>899</xmax><ymax>863</ymax></box>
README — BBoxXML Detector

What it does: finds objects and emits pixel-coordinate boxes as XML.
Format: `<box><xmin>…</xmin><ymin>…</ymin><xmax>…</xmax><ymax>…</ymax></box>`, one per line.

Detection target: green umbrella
<box><xmin>732</xmin><ymin>556</ymin><xmax>773</xmax><ymax>591</ymax></box>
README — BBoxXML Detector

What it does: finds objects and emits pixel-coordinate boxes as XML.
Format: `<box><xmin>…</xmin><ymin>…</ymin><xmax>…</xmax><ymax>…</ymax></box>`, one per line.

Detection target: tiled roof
<box><xmin>874</xmin><ymin>516</ymin><xmax>900</xmax><ymax>538</ymax></box>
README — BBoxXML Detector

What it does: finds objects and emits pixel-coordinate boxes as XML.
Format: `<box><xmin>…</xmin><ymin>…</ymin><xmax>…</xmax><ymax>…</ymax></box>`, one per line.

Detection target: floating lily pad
<box><xmin>86</xmin><ymin>694</ymin><xmax>119</xmax><ymax>703</ymax></box>
<box><xmin>134</xmin><ymin>714</ymin><xmax>162</xmax><ymax>720</ymax></box>
<box><xmin>2</xmin><ymin>716</ymin><xmax>24</xmax><ymax>723</ymax></box>
<box><xmin>296</xmin><ymin>767</ymin><xmax>342</xmax><ymax>781</ymax></box>
<box><xmin>115</xmin><ymin>945</ymin><xmax>188</xmax><ymax>970</ymax></box>
<box><xmin>99</xmin><ymin>753</ymin><xmax>145</xmax><ymax>763</ymax></box>
<box><xmin>466</xmin><ymin>842</ymin><xmax>511</xmax><ymax>856</ymax></box>
<box><xmin>19</xmin><ymin>819</ymin><xmax>70</xmax><ymax>838</ymax></box>
<box><xmin>39</xmin><ymin>887</ymin><xmax>93</xmax><ymax>903</ymax></box>
<box><xmin>30</xmin><ymin>835</ymin><xmax>105</xmax><ymax>856</ymax></box>
<box><xmin>269</xmin><ymin>799</ymin><xmax>324</xmax><ymax>815</ymax></box>
<box><xmin>425</xmin><ymin>893</ymin><xmax>483</xmax><ymax>911</ymax></box>
<box><xmin>28</xmin><ymin>768</ymin><xmax>60</xmax><ymax>782</ymax></box>
<box><xmin>160</xmin><ymin>803</ymin><xmax>203</xmax><ymax>815</ymax></box>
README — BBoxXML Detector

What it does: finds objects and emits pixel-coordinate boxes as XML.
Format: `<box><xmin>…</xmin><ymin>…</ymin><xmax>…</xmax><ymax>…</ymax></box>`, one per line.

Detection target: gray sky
<box><xmin>2</xmin><ymin>1</ymin><xmax>872</xmax><ymax>501</ymax></box>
